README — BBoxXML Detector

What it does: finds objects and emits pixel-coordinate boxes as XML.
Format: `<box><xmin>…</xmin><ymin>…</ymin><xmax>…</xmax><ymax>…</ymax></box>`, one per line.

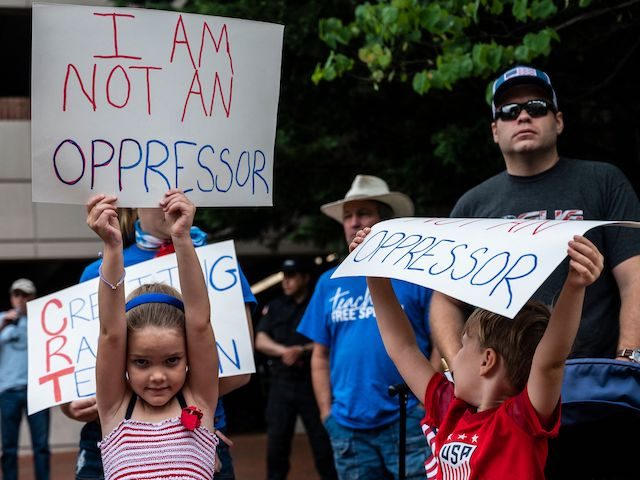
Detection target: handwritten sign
<box><xmin>31</xmin><ymin>3</ymin><xmax>283</xmax><ymax>207</ymax></box>
<box><xmin>333</xmin><ymin>218</ymin><xmax>640</xmax><ymax>318</ymax></box>
<box><xmin>26</xmin><ymin>241</ymin><xmax>253</xmax><ymax>414</ymax></box>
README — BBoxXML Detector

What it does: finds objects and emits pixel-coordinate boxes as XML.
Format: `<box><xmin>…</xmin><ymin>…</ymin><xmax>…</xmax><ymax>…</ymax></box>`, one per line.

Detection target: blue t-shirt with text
<box><xmin>297</xmin><ymin>267</ymin><xmax>432</xmax><ymax>429</ymax></box>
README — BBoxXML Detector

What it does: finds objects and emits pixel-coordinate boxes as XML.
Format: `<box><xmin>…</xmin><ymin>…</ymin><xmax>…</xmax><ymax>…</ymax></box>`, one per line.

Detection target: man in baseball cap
<box><xmin>491</xmin><ymin>65</ymin><xmax>558</xmax><ymax>118</ymax></box>
<box><xmin>429</xmin><ymin>65</ymin><xmax>640</xmax><ymax>478</ymax></box>
<box><xmin>256</xmin><ymin>256</ymin><xmax>337</xmax><ymax>480</ymax></box>
<box><xmin>9</xmin><ymin>278</ymin><xmax>36</xmax><ymax>296</ymax></box>
<box><xmin>1</xmin><ymin>278</ymin><xmax>50</xmax><ymax>480</ymax></box>
<box><xmin>297</xmin><ymin>175</ymin><xmax>433</xmax><ymax>479</ymax></box>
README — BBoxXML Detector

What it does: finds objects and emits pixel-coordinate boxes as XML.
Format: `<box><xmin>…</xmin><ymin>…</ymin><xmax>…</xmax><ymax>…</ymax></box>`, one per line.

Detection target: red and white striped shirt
<box><xmin>422</xmin><ymin>422</ymin><xmax>439</xmax><ymax>479</ymax></box>
<box><xmin>99</xmin><ymin>417</ymin><xmax>218</xmax><ymax>480</ymax></box>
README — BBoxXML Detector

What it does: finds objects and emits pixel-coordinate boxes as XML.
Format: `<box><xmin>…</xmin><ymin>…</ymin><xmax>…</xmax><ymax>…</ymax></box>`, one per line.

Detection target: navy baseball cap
<box><xmin>281</xmin><ymin>258</ymin><xmax>312</xmax><ymax>273</ymax></box>
<box><xmin>491</xmin><ymin>66</ymin><xmax>558</xmax><ymax>117</ymax></box>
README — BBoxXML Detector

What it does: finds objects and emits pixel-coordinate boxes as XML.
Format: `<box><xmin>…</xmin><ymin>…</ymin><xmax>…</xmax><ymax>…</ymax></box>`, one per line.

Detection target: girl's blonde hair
<box><xmin>118</xmin><ymin>208</ymin><xmax>138</xmax><ymax>246</ymax></box>
<box><xmin>125</xmin><ymin>283</ymin><xmax>185</xmax><ymax>333</ymax></box>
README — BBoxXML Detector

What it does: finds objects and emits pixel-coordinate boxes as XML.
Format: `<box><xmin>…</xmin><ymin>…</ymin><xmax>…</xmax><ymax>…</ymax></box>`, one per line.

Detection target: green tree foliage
<box><xmin>311</xmin><ymin>0</ymin><xmax>593</xmax><ymax>97</ymax></box>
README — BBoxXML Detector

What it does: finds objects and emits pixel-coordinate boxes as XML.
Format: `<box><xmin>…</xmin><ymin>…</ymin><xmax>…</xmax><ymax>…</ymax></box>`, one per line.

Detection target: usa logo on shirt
<box><xmin>440</xmin><ymin>441</ymin><xmax>476</xmax><ymax>479</ymax></box>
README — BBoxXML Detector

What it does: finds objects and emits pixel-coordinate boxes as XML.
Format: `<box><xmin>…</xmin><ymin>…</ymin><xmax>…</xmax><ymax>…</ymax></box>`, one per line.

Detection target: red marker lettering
<box><xmin>93</xmin><ymin>13</ymin><xmax>142</xmax><ymax>60</ymax></box>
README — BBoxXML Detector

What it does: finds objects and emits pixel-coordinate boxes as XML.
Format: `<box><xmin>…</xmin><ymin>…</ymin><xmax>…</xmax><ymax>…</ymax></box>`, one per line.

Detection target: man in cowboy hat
<box><xmin>1</xmin><ymin>279</ymin><xmax>50</xmax><ymax>480</ymax></box>
<box><xmin>297</xmin><ymin>175</ymin><xmax>434</xmax><ymax>479</ymax></box>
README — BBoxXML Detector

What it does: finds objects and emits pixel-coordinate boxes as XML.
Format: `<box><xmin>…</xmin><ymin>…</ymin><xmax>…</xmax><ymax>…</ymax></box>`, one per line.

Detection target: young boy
<box><xmin>349</xmin><ymin>228</ymin><xmax>603</xmax><ymax>479</ymax></box>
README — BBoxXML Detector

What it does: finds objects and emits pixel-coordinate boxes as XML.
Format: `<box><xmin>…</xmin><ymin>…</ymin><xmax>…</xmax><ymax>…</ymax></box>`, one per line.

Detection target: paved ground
<box><xmin>18</xmin><ymin>432</ymin><xmax>319</xmax><ymax>480</ymax></box>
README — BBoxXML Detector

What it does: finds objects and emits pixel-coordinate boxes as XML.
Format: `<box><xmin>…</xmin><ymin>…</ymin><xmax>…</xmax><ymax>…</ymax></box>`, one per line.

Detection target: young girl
<box><xmin>64</xmin><ymin>202</ymin><xmax>255</xmax><ymax>480</ymax></box>
<box><xmin>350</xmin><ymin>227</ymin><xmax>603</xmax><ymax>479</ymax></box>
<box><xmin>87</xmin><ymin>189</ymin><xmax>219</xmax><ymax>479</ymax></box>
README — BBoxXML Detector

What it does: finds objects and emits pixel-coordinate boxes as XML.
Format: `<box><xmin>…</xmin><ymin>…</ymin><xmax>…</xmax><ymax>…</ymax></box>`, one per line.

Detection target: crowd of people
<box><xmin>1</xmin><ymin>65</ymin><xmax>639</xmax><ymax>480</ymax></box>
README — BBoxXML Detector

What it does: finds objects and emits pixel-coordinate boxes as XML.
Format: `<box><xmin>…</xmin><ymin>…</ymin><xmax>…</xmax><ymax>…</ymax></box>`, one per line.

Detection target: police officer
<box><xmin>256</xmin><ymin>258</ymin><xmax>337</xmax><ymax>480</ymax></box>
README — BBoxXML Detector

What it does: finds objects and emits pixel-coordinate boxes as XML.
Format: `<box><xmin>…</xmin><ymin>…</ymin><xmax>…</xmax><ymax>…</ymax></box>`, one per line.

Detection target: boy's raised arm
<box><xmin>528</xmin><ymin>235</ymin><xmax>603</xmax><ymax>422</ymax></box>
<box><xmin>87</xmin><ymin>194</ymin><xmax>128</xmax><ymax>420</ymax></box>
<box><xmin>351</xmin><ymin>228</ymin><xmax>436</xmax><ymax>400</ymax></box>
<box><xmin>161</xmin><ymin>190</ymin><xmax>218</xmax><ymax>413</ymax></box>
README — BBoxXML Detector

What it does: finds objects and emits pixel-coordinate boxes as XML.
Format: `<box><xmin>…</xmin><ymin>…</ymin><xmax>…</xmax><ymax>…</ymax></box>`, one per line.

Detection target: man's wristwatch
<box><xmin>616</xmin><ymin>348</ymin><xmax>640</xmax><ymax>363</ymax></box>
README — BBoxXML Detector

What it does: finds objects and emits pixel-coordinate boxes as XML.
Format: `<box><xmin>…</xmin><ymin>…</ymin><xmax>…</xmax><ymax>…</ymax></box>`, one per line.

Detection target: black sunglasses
<box><xmin>494</xmin><ymin>99</ymin><xmax>556</xmax><ymax>121</ymax></box>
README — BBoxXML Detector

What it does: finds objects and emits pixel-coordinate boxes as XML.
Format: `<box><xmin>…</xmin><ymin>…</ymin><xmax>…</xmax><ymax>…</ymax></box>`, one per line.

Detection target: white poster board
<box><xmin>32</xmin><ymin>3</ymin><xmax>284</xmax><ymax>206</ymax></box>
<box><xmin>27</xmin><ymin>241</ymin><xmax>253</xmax><ymax>414</ymax></box>
<box><xmin>333</xmin><ymin>218</ymin><xmax>640</xmax><ymax>318</ymax></box>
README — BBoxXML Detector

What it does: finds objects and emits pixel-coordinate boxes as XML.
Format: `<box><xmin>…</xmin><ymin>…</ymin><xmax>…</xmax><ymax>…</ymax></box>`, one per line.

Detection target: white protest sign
<box><xmin>333</xmin><ymin>218</ymin><xmax>640</xmax><ymax>319</ymax></box>
<box><xmin>32</xmin><ymin>3</ymin><xmax>283</xmax><ymax>206</ymax></box>
<box><xmin>27</xmin><ymin>241</ymin><xmax>253</xmax><ymax>414</ymax></box>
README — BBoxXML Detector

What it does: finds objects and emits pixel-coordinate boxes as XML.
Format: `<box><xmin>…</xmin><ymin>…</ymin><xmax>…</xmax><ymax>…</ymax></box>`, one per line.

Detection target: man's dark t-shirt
<box><xmin>451</xmin><ymin>158</ymin><xmax>640</xmax><ymax>358</ymax></box>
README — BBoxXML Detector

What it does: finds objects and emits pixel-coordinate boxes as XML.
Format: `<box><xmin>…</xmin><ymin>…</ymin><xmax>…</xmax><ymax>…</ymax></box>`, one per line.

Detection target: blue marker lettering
<box><xmin>208</xmin><ymin>255</ymin><xmax>238</xmax><ymax>291</ymax></box>
<box><xmin>450</xmin><ymin>247</ymin><xmax>487</xmax><ymax>280</ymax></box>
<box><xmin>196</xmin><ymin>144</ymin><xmax>215</xmax><ymax>192</ymax></box>
<box><xmin>144</xmin><ymin>139</ymin><xmax>170</xmax><ymax>192</ymax></box>
<box><xmin>174</xmin><ymin>140</ymin><xmax>196</xmax><ymax>193</ymax></box>
<box><xmin>470</xmin><ymin>252</ymin><xmax>510</xmax><ymax>286</ymax></box>
<box><xmin>252</xmin><ymin>150</ymin><xmax>269</xmax><ymax>194</ymax></box>
<box><xmin>217</xmin><ymin>339</ymin><xmax>240</xmax><ymax>374</ymax></box>
<box><xmin>490</xmin><ymin>253</ymin><xmax>538</xmax><ymax>308</ymax></box>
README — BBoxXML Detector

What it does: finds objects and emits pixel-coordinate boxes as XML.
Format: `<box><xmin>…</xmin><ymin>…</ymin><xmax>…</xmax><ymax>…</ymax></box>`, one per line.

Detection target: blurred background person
<box><xmin>256</xmin><ymin>258</ymin><xmax>337</xmax><ymax>480</ymax></box>
<box><xmin>0</xmin><ymin>278</ymin><xmax>50</xmax><ymax>480</ymax></box>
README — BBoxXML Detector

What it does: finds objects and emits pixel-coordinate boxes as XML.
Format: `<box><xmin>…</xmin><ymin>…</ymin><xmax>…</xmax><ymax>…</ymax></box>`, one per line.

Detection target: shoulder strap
<box><xmin>125</xmin><ymin>393</ymin><xmax>137</xmax><ymax>420</ymax></box>
<box><xmin>125</xmin><ymin>391</ymin><xmax>186</xmax><ymax>419</ymax></box>
<box><xmin>176</xmin><ymin>390</ymin><xmax>187</xmax><ymax>409</ymax></box>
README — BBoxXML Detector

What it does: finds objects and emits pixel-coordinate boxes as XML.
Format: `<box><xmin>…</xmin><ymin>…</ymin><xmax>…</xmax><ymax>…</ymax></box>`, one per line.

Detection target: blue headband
<box><xmin>125</xmin><ymin>293</ymin><xmax>185</xmax><ymax>313</ymax></box>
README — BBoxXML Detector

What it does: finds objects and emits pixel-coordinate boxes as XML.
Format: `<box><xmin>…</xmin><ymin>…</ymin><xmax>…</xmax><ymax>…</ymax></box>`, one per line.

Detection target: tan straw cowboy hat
<box><xmin>320</xmin><ymin>175</ymin><xmax>414</xmax><ymax>223</ymax></box>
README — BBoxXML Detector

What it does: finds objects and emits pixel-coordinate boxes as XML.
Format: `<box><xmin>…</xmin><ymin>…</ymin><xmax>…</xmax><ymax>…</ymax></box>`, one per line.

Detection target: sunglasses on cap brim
<box><xmin>494</xmin><ymin>99</ymin><xmax>556</xmax><ymax>121</ymax></box>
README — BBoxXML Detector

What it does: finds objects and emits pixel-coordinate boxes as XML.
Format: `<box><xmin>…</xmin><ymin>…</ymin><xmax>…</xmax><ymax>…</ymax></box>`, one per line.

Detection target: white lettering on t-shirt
<box><xmin>502</xmin><ymin>209</ymin><xmax>584</xmax><ymax>221</ymax></box>
<box><xmin>329</xmin><ymin>286</ymin><xmax>393</xmax><ymax>323</ymax></box>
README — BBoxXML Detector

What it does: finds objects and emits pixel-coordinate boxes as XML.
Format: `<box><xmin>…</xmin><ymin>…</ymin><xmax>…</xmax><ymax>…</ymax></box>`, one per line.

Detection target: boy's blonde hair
<box><xmin>125</xmin><ymin>283</ymin><xmax>185</xmax><ymax>333</ymax></box>
<box><xmin>463</xmin><ymin>300</ymin><xmax>550</xmax><ymax>392</ymax></box>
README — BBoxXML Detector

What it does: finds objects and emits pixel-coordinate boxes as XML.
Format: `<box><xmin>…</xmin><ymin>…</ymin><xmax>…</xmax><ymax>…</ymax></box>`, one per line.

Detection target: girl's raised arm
<box><xmin>161</xmin><ymin>190</ymin><xmax>218</xmax><ymax>417</ymax></box>
<box><xmin>87</xmin><ymin>195</ymin><xmax>129</xmax><ymax>422</ymax></box>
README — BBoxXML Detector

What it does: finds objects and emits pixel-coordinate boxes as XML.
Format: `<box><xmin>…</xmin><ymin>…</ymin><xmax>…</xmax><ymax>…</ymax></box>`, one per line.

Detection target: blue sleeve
<box><xmin>80</xmin><ymin>258</ymin><xmax>102</xmax><ymax>282</ymax></box>
<box><xmin>394</xmin><ymin>281</ymin><xmax>433</xmax><ymax>356</ymax></box>
<box><xmin>236</xmin><ymin>264</ymin><xmax>257</xmax><ymax>308</ymax></box>
<box><xmin>420</xmin><ymin>286</ymin><xmax>432</xmax><ymax>325</ymax></box>
<box><xmin>0</xmin><ymin>314</ymin><xmax>19</xmax><ymax>344</ymax></box>
<box><xmin>296</xmin><ymin>273</ymin><xmax>331</xmax><ymax>346</ymax></box>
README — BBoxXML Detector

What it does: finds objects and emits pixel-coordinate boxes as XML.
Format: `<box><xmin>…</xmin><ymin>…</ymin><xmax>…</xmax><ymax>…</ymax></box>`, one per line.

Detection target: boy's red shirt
<box><xmin>422</xmin><ymin>373</ymin><xmax>561</xmax><ymax>480</ymax></box>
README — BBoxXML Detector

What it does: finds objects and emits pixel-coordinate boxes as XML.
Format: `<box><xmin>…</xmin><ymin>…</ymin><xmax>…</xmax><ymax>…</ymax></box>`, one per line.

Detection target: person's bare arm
<box><xmin>87</xmin><ymin>194</ymin><xmax>128</xmax><ymax>425</ymax></box>
<box><xmin>613</xmin><ymin>255</ymin><xmax>640</xmax><ymax>358</ymax></box>
<box><xmin>528</xmin><ymin>236</ymin><xmax>603</xmax><ymax>422</ymax></box>
<box><xmin>162</xmin><ymin>190</ymin><xmax>217</xmax><ymax>421</ymax></box>
<box><xmin>60</xmin><ymin>398</ymin><xmax>99</xmax><ymax>423</ymax></box>
<box><xmin>0</xmin><ymin>310</ymin><xmax>19</xmax><ymax>332</ymax></box>
<box><xmin>255</xmin><ymin>331</ymin><xmax>304</xmax><ymax>366</ymax></box>
<box><xmin>350</xmin><ymin>228</ymin><xmax>435</xmax><ymax>399</ymax></box>
<box><xmin>255</xmin><ymin>331</ymin><xmax>286</xmax><ymax>357</ymax></box>
<box><xmin>367</xmin><ymin>277</ymin><xmax>435</xmax><ymax>400</ymax></box>
<box><xmin>429</xmin><ymin>291</ymin><xmax>466</xmax><ymax>365</ymax></box>
<box><xmin>310</xmin><ymin>343</ymin><xmax>332</xmax><ymax>420</ymax></box>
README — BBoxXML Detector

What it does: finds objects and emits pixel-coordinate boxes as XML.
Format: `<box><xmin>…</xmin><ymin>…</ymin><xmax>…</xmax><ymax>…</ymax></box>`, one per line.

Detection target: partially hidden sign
<box><xmin>333</xmin><ymin>218</ymin><xmax>640</xmax><ymax>319</ymax></box>
<box><xmin>27</xmin><ymin>241</ymin><xmax>253</xmax><ymax>414</ymax></box>
<box><xmin>32</xmin><ymin>3</ymin><xmax>284</xmax><ymax>206</ymax></box>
